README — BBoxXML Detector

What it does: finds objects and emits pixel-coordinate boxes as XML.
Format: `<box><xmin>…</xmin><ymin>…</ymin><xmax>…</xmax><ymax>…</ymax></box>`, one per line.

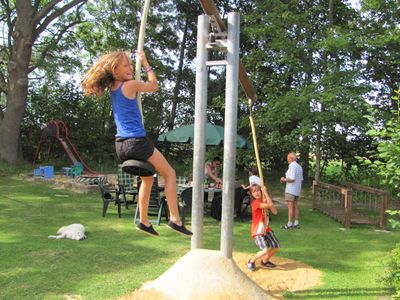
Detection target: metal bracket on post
<box><xmin>209</xmin><ymin>15</ymin><xmax>221</xmax><ymax>33</ymax></box>
<box><xmin>207</xmin><ymin>32</ymin><xmax>227</xmax><ymax>49</ymax></box>
<box><xmin>206</xmin><ymin>15</ymin><xmax>228</xmax><ymax>66</ymax></box>
<box><xmin>206</xmin><ymin>60</ymin><xmax>227</xmax><ymax>66</ymax></box>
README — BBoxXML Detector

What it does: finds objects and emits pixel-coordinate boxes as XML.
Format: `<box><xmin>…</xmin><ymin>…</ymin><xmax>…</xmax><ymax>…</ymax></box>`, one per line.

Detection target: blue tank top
<box><xmin>111</xmin><ymin>83</ymin><xmax>146</xmax><ymax>138</ymax></box>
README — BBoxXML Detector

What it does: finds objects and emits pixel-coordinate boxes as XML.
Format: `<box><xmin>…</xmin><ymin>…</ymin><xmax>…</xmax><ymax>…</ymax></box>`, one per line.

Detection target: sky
<box><xmin>349</xmin><ymin>0</ymin><xmax>361</xmax><ymax>10</ymax></box>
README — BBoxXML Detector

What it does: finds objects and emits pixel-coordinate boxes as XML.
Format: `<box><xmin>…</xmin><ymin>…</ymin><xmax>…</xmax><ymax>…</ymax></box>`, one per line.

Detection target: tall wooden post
<box><xmin>342</xmin><ymin>188</ymin><xmax>352</xmax><ymax>229</ymax></box>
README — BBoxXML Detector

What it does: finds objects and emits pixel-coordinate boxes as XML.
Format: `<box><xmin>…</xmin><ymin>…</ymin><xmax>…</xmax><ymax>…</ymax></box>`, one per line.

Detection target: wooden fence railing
<box><xmin>312</xmin><ymin>180</ymin><xmax>389</xmax><ymax>229</ymax></box>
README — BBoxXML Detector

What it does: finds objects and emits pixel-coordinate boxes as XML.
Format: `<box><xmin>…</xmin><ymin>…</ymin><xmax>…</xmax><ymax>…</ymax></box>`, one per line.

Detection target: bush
<box><xmin>364</xmin><ymin>91</ymin><xmax>400</xmax><ymax>299</ymax></box>
<box><xmin>387</xmin><ymin>210</ymin><xmax>400</xmax><ymax>229</ymax></box>
<box><xmin>385</xmin><ymin>244</ymin><xmax>400</xmax><ymax>299</ymax></box>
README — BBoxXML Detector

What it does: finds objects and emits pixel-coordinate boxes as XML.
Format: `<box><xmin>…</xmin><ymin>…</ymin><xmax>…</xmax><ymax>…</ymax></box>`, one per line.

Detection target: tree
<box><xmin>0</xmin><ymin>0</ymin><xmax>87</xmax><ymax>163</ymax></box>
<box><xmin>359</xmin><ymin>0</ymin><xmax>400</xmax><ymax>109</ymax></box>
<box><xmin>240</xmin><ymin>0</ymin><xmax>370</xmax><ymax>178</ymax></box>
<box><xmin>363</xmin><ymin>91</ymin><xmax>400</xmax><ymax>196</ymax></box>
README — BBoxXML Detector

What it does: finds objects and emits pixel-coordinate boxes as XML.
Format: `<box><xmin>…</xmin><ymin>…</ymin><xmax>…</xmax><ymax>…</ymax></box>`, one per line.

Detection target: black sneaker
<box><xmin>247</xmin><ymin>259</ymin><xmax>256</xmax><ymax>271</ymax></box>
<box><xmin>293</xmin><ymin>224</ymin><xmax>300</xmax><ymax>229</ymax></box>
<box><xmin>136</xmin><ymin>223</ymin><xmax>159</xmax><ymax>236</ymax></box>
<box><xmin>261</xmin><ymin>260</ymin><xmax>277</xmax><ymax>268</ymax></box>
<box><xmin>281</xmin><ymin>224</ymin><xmax>293</xmax><ymax>229</ymax></box>
<box><xmin>167</xmin><ymin>221</ymin><xmax>193</xmax><ymax>236</ymax></box>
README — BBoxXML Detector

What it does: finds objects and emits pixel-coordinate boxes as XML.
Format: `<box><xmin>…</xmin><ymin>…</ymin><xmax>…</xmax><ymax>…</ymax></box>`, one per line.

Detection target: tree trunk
<box><xmin>300</xmin><ymin>141</ymin><xmax>310</xmax><ymax>182</ymax></box>
<box><xmin>315</xmin><ymin>121</ymin><xmax>322</xmax><ymax>181</ymax></box>
<box><xmin>315</xmin><ymin>0</ymin><xmax>334</xmax><ymax>182</ymax></box>
<box><xmin>167</xmin><ymin>17</ymin><xmax>189</xmax><ymax>131</ymax></box>
<box><xmin>300</xmin><ymin>0</ymin><xmax>313</xmax><ymax>182</ymax></box>
<box><xmin>0</xmin><ymin>0</ymin><xmax>86</xmax><ymax>163</ymax></box>
<box><xmin>0</xmin><ymin>4</ymin><xmax>33</xmax><ymax>163</ymax></box>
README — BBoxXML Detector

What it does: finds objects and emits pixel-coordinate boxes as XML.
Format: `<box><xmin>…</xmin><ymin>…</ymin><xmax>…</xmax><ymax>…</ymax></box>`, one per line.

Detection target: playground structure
<box><xmin>32</xmin><ymin>120</ymin><xmax>96</xmax><ymax>175</ymax></box>
<box><xmin>312</xmin><ymin>180</ymin><xmax>389</xmax><ymax>229</ymax></box>
<box><xmin>137</xmin><ymin>1</ymin><xmax>275</xmax><ymax>299</ymax></box>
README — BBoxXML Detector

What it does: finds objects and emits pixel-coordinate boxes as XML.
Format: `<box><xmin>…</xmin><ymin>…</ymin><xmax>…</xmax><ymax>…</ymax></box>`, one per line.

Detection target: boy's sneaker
<box><xmin>136</xmin><ymin>223</ymin><xmax>159</xmax><ymax>236</ymax></box>
<box><xmin>247</xmin><ymin>260</ymin><xmax>256</xmax><ymax>272</ymax></box>
<box><xmin>261</xmin><ymin>260</ymin><xmax>277</xmax><ymax>268</ymax></box>
<box><xmin>167</xmin><ymin>221</ymin><xmax>193</xmax><ymax>236</ymax></box>
<box><xmin>281</xmin><ymin>224</ymin><xmax>293</xmax><ymax>229</ymax></box>
<box><xmin>293</xmin><ymin>224</ymin><xmax>301</xmax><ymax>229</ymax></box>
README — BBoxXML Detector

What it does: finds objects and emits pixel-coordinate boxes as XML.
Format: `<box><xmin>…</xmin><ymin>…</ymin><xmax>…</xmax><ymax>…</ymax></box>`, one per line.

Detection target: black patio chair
<box><xmin>98</xmin><ymin>181</ymin><xmax>122</xmax><ymax>218</ymax></box>
<box><xmin>117</xmin><ymin>164</ymin><xmax>138</xmax><ymax>209</ymax></box>
<box><xmin>234</xmin><ymin>186</ymin><xmax>250</xmax><ymax>220</ymax></box>
<box><xmin>180</xmin><ymin>187</ymin><xmax>193</xmax><ymax>223</ymax></box>
<box><xmin>134</xmin><ymin>176</ymin><xmax>169</xmax><ymax>225</ymax></box>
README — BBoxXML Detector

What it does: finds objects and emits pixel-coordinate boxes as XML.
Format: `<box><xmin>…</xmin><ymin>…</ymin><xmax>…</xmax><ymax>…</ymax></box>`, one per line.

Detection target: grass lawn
<box><xmin>0</xmin><ymin>174</ymin><xmax>398</xmax><ymax>300</ymax></box>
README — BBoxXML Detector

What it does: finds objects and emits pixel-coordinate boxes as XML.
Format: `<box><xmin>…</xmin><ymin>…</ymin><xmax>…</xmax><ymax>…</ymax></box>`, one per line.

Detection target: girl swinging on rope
<box><xmin>82</xmin><ymin>50</ymin><xmax>192</xmax><ymax>237</ymax></box>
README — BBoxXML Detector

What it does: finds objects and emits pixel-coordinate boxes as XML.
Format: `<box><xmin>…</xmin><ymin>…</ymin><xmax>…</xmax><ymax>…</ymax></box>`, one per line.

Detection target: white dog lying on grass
<box><xmin>48</xmin><ymin>224</ymin><xmax>86</xmax><ymax>240</ymax></box>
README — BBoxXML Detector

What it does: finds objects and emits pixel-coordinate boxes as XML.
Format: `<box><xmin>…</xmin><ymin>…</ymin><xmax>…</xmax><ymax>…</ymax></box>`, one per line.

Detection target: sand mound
<box><xmin>233</xmin><ymin>253</ymin><xmax>322</xmax><ymax>299</ymax></box>
<box><xmin>116</xmin><ymin>249</ymin><xmax>321</xmax><ymax>300</ymax></box>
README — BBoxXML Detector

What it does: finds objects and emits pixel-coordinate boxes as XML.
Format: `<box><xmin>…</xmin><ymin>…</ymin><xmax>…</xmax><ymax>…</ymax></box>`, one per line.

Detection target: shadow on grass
<box><xmin>285</xmin><ymin>287</ymin><xmax>393</xmax><ymax>299</ymax></box>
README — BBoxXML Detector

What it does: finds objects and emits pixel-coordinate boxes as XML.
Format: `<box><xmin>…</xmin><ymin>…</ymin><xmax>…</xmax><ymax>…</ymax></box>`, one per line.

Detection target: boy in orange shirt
<box><xmin>247</xmin><ymin>184</ymin><xmax>280</xmax><ymax>271</ymax></box>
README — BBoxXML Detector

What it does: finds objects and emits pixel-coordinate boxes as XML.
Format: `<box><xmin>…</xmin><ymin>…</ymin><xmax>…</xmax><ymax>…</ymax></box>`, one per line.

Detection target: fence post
<box><xmin>312</xmin><ymin>180</ymin><xmax>318</xmax><ymax>210</ymax></box>
<box><xmin>342</xmin><ymin>187</ymin><xmax>352</xmax><ymax>229</ymax></box>
<box><xmin>380</xmin><ymin>192</ymin><xmax>388</xmax><ymax>229</ymax></box>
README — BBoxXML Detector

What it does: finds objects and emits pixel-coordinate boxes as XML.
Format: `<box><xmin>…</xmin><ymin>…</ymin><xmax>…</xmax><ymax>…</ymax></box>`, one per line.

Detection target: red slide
<box><xmin>33</xmin><ymin>120</ymin><xmax>96</xmax><ymax>174</ymax></box>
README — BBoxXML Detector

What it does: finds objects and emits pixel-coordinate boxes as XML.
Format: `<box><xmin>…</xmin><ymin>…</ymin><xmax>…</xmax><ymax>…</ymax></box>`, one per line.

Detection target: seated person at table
<box><xmin>205</xmin><ymin>156</ymin><xmax>222</xmax><ymax>187</ymax></box>
<box><xmin>236</xmin><ymin>168</ymin><xmax>261</xmax><ymax>217</ymax></box>
<box><xmin>241</xmin><ymin>168</ymin><xmax>261</xmax><ymax>190</ymax></box>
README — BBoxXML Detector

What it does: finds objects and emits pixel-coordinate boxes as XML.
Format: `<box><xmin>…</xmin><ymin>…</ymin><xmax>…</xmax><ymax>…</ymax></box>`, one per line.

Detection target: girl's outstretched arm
<box><xmin>123</xmin><ymin>51</ymin><xmax>159</xmax><ymax>97</ymax></box>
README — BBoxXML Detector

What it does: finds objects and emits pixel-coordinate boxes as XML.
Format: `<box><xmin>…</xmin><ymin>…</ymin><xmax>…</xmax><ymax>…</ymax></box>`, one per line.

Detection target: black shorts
<box><xmin>115</xmin><ymin>137</ymin><xmax>155</xmax><ymax>161</ymax></box>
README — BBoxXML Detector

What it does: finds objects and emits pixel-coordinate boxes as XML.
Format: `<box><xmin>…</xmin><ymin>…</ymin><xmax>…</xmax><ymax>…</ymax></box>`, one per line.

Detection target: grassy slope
<box><xmin>0</xmin><ymin>174</ymin><xmax>398</xmax><ymax>300</ymax></box>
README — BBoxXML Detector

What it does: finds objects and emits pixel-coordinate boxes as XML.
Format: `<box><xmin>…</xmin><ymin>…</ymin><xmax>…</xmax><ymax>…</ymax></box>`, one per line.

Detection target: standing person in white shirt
<box><xmin>280</xmin><ymin>152</ymin><xmax>303</xmax><ymax>229</ymax></box>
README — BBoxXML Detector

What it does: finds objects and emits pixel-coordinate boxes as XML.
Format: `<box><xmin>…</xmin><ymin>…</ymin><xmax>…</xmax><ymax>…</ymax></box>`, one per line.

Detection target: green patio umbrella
<box><xmin>157</xmin><ymin>123</ymin><xmax>252</xmax><ymax>149</ymax></box>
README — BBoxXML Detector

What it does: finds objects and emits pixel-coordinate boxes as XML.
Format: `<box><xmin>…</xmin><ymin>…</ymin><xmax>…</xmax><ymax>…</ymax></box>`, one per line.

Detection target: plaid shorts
<box><xmin>254</xmin><ymin>230</ymin><xmax>280</xmax><ymax>250</ymax></box>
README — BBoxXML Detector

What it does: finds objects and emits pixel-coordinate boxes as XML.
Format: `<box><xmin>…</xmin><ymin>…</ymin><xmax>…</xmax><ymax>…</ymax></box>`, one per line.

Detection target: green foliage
<box><xmin>360</xmin><ymin>90</ymin><xmax>400</xmax><ymax>197</ymax></box>
<box><xmin>359</xmin><ymin>0</ymin><xmax>400</xmax><ymax>105</ymax></box>
<box><xmin>361</xmin><ymin>90</ymin><xmax>400</xmax><ymax>299</ymax></box>
<box><xmin>383</xmin><ymin>244</ymin><xmax>400</xmax><ymax>299</ymax></box>
<box><xmin>308</xmin><ymin>159</ymin><xmax>380</xmax><ymax>187</ymax></box>
<box><xmin>386</xmin><ymin>210</ymin><xmax>400</xmax><ymax>230</ymax></box>
<box><xmin>240</xmin><ymin>0</ymin><xmax>372</xmax><ymax>176</ymax></box>
<box><xmin>0</xmin><ymin>159</ymin><xmax>32</xmax><ymax>177</ymax></box>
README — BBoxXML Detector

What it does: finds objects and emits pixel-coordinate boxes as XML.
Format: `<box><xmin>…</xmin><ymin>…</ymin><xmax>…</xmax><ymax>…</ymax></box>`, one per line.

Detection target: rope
<box><xmin>248</xmin><ymin>98</ymin><xmax>265</xmax><ymax>188</ymax></box>
<box><xmin>248</xmin><ymin>98</ymin><xmax>268</xmax><ymax>227</ymax></box>
<box><xmin>135</xmin><ymin>0</ymin><xmax>152</xmax><ymax>121</ymax></box>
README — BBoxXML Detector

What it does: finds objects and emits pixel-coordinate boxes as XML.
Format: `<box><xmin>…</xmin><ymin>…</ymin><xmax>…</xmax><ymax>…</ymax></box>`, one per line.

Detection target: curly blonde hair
<box><xmin>81</xmin><ymin>51</ymin><xmax>131</xmax><ymax>97</ymax></box>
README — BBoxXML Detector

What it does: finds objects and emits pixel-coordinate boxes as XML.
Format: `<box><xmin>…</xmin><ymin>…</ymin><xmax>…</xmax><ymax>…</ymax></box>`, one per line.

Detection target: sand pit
<box><xmin>232</xmin><ymin>252</ymin><xmax>322</xmax><ymax>299</ymax></box>
<box><xmin>116</xmin><ymin>249</ymin><xmax>321</xmax><ymax>300</ymax></box>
